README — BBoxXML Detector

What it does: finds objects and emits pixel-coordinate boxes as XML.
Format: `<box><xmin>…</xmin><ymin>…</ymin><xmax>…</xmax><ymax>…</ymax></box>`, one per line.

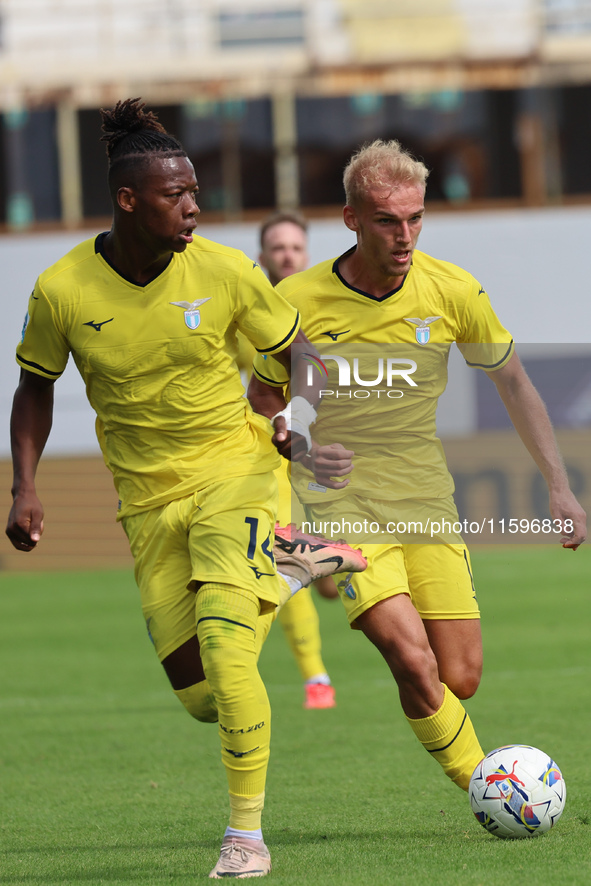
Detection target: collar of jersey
<box><xmin>95</xmin><ymin>232</ymin><xmax>174</xmax><ymax>288</ymax></box>
<box><xmin>332</xmin><ymin>245</ymin><xmax>409</xmax><ymax>302</ymax></box>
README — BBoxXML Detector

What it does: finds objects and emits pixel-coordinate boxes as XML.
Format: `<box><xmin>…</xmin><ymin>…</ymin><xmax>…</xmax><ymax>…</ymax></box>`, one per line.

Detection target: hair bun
<box><xmin>100</xmin><ymin>97</ymin><xmax>167</xmax><ymax>158</ymax></box>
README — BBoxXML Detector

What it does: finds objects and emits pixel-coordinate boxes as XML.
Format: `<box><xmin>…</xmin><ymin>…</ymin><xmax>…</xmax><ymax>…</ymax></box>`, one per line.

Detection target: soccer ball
<box><xmin>469</xmin><ymin>745</ymin><xmax>566</xmax><ymax>839</ymax></box>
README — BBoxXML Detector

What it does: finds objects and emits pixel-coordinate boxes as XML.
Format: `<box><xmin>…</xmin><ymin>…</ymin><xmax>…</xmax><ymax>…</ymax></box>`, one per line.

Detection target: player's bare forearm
<box><xmin>487</xmin><ymin>353</ymin><xmax>587</xmax><ymax>548</ymax></box>
<box><xmin>247</xmin><ymin>374</ymin><xmax>286</xmax><ymax>419</ymax></box>
<box><xmin>6</xmin><ymin>370</ymin><xmax>54</xmax><ymax>550</ymax></box>
<box><xmin>253</xmin><ymin>331</ymin><xmax>322</xmax><ymax>461</ymax></box>
<box><xmin>489</xmin><ymin>355</ymin><xmax>571</xmax><ymax>490</ymax></box>
<box><xmin>251</xmin><ymin>335</ymin><xmax>355</xmax><ymax>471</ymax></box>
<box><xmin>274</xmin><ymin>330</ymin><xmax>323</xmax><ymax>409</ymax></box>
<box><xmin>247</xmin><ymin>374</ymin><xmax>305</xmax><ymax>460</ymax></box>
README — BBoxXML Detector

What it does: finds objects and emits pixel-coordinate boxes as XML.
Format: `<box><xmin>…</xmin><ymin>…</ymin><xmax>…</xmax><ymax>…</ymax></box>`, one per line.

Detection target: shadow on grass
<box><xmin>1</xmin><ymin>839</ymin><xmax>213</xmax><ymax>856</ymax></box>
<box><xmin>0</xmin><ymin>840</ymin><xmax>214</xmax><ymax>884</ymax></box>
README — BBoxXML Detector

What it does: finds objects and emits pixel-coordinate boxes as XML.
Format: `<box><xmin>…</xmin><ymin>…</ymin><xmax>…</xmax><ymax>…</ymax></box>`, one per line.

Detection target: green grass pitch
<box><xmin>0</xmin><ymin>545</ymin><xmax>590</xmax><ymax>884</ymax></box>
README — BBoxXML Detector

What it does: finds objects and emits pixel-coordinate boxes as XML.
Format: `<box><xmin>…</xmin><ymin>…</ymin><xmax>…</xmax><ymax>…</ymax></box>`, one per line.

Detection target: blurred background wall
<box><xmin>1</xmin><ymin>0</ymin><xmax>591</xmax><ymax>569</ymax></box>
<box><xmin>5</xmin><ymin>1</ymin><xmax>591</xmax><ymax>227</ymax></box>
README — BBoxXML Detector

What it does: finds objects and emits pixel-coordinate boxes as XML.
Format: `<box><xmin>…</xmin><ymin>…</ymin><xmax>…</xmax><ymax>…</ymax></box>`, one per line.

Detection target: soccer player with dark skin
<box><xmin>5</xmin><ymin>99</ymin><xmax>366</xmax><ymax>880</ymax></box>
<box><xmin>248</xmin><ymin>139</ymin><xmax>587</xmax><ymax>797</ymax></box>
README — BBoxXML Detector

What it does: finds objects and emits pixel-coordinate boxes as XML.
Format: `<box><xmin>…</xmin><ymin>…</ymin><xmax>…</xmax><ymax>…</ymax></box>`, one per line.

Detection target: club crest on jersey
<box><xmin>170</xmin><ymin>297</ymin><xmax>211</xmax><ymax>329</ymax></box>
<box><xmin>404</xmin><ymin>316</ymin><xmax>442</xmax><ymax>345</ymax></box>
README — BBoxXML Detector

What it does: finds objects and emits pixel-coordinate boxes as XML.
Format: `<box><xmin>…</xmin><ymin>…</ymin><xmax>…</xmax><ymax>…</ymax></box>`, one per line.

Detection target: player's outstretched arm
<box><xmin>6</xmin><ymin>370</ymin><xmax>55</xmax><ymax>552</ymax></box>
<box><xmin>486</xmin><ymin>352</ymin><xmax>587</xmax><ymax>549</ymax></box>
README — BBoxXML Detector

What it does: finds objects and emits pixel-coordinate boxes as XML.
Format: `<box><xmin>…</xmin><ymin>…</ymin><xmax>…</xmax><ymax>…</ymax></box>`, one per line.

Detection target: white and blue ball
<box><xmin>469</xmin><ymin>745</ymin><xmax>566</xmax><ymax>839</ymax></box>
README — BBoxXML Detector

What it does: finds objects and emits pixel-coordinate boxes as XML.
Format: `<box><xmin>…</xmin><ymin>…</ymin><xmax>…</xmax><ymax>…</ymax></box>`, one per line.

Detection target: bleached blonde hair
<box><xmin>343</xmin><ymin>139</ymin><xmax>429</xmax><ymax>206</ymax></box>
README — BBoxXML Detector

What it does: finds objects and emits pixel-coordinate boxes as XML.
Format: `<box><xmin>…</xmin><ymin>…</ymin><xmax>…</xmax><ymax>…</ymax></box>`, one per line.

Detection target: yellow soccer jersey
<box><xmin>252</xmin><ymin>247</ymin><xmax>513</xmax><ymax>505</ymax></box>
<box><xmin>17</xmin><ymin>234</ymin><xmax>300</xmax><ymax>517</ymax></box>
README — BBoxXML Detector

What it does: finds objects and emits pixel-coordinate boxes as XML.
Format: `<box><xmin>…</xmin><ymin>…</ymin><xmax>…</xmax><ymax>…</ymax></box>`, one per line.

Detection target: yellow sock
<box><xmin>254</xmin><ymin>612</ymin><xmax>274</xmax><ymax>662</ymax></box>
<box><xmin>277</xmin><ymin>573</ymin><xmax>293</xmax><ymax>608</ymax></box>
<box><xmin>229</xmin><ymin>791</ymin><xmax>265</xmax><ymax>832</ymax></box>
<box><xmin>278</xmin><ymin>587</ymin><xmax>326</xmax><ymax>681</ymax></box>
<box><xmin>196</xmin><ymin>583</ymin><xmax>271</xmax><ymax>807</ymax></box>
<box><xmin>405</xmin><ymin>684</ymin><xmax>484</xmax><ymax>791</ymax></box>
<box><xmin>253</xmin><ymin>575</ymin><xmax>299</xmax><ymax>664</ymax></box>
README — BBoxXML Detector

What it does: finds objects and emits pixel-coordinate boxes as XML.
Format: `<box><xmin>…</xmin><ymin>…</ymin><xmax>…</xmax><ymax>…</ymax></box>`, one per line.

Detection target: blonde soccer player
<box><xmin>249</xmin><ymin>139</ymin><xmax>586</xmax><ymax>798</ymax></box>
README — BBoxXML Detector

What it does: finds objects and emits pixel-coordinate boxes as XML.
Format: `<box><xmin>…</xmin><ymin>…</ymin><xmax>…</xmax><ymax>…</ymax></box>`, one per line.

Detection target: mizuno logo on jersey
<box><xmin>83</xmin><ymin>318</ymin><xmax>114</xmax><ymax>332</ymax></box>
<box><xmin>249</xmin><ymin>565</ymin><xmax>274</xmax><ymax>580</ymax></box>
<box><xmin>322</xmin><ymin>330</ymin><xmax>350</xmax><ymax>341</ymax></box>
<box><xmin>170</xmin><ymin>297</ymin><xmax>211</xmax><ymax>329</ymax></box>
<box><xmin>404</xmin><ymin>316</ymin><xmax>442</xmax><ymax>344</ymax></box>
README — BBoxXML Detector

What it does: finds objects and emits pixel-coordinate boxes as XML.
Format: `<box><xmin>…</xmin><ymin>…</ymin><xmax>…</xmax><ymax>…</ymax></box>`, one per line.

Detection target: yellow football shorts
<box><xmin>304</xmin><ymin>495</ymin><xmax>478</xmax><ymax>627</ymax></box>
<box><xmin>121</xmin><ymin>472</ymin><xmax>280</xmax><ymax>661</ymax></box>
<box><xmin>334</xmin><ymin>541</ymin><xmax>479</xmax><ymax>627</ymax></box>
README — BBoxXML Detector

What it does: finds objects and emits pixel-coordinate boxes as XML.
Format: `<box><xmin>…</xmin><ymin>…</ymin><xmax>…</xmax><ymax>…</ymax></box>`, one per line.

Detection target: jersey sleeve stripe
<box><xmin>16</xmin><ymin>353</ymin><xmax>63</xmax><ymax>377</ymax></box>
<box><xmin>463</xmin><ymin>340</ymin><xmax>514</xmax><ymax>370</ymax></box>
<box><xmin>255</xmin><ymin>312</ymin><xmax>300</xmax><ymax>354</ymax></box>
<box><xmin>252</xmin><ymin>364</ymin><xmax>287</xmax><ymax>387</ymax></box>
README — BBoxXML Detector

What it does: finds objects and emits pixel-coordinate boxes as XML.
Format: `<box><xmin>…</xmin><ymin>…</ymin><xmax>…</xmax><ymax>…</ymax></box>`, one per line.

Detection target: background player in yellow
<box><xmin>249</xmin><ymin>139</ymin><xmax>587</xmax><ymax>796</ymax></box>
<box><xmin>5</xmin><ymin>99</ymin><xmax>366</xmax><ymax>880</ymax></box>
<box><xmin>257</xmin><ymin>211</ymin><xmax>339</xmax><ymax>710</ymax></box>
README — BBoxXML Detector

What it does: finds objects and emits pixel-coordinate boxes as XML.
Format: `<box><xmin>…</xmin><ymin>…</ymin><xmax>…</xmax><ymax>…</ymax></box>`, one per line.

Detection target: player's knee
<box><xmin>379</xmin><ymin>638</ymin><xmax>439</xmax><ymax>691</ymax></box>
<box><xmin>174</xmin><ymin>680</ymin><xmax>218</xmax><ymax>723</ymax></box>
<box><xmin>439</xmin><ymin>653</ymin><xmax>482</xmax><ymax>699</ymax></box>
<box><xmin>446</xmin><ymin>668</ymin><xmax>481</xmax><ymax>700</ymax></box>
<box><xmin>403</xmin><ymin>645</ymin><xmax>440</xmax><ymax>689</ymax></box>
